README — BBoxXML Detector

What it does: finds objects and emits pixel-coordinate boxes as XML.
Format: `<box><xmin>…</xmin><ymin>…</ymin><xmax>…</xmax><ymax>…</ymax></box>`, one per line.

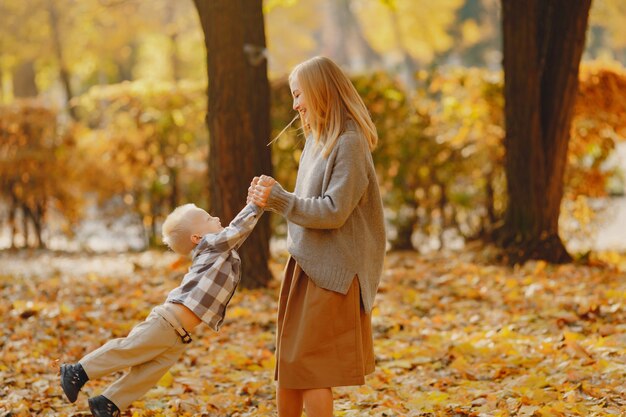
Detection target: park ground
<box><xmin>0</xmin><ymin>249</ymin><xmax>624</xmax><ymax>416</ymax></box>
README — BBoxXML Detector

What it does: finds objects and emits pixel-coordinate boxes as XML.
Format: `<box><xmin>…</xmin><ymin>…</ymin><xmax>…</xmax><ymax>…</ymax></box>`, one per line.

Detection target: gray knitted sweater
<box><xmin>266</xmin><ymin>121</ymin><xmax>386</xmax><ymax>313</ymax></box>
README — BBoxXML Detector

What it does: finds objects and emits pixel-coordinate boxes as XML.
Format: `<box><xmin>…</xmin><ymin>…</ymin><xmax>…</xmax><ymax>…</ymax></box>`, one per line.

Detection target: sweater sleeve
<box><xmin>203</xmin><ymin>203</ymin><xmax>263</xmax><ymax>251</ymax></box>
<box><xmin>266</xmin><ymin>134</ymin><xmax>369</xmax><ymax>229</ymax></box>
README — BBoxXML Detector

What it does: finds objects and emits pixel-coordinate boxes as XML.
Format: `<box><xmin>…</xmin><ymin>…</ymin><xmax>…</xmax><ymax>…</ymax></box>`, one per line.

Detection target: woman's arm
<box><xmin>253</xmin><ymin>135</ymin><xmax>370</xmax><ymax>229</ymax></box>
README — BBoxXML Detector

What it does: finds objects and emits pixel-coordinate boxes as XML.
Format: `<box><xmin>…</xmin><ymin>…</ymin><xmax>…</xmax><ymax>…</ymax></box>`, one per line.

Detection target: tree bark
<box><xmin>193</xmin><ymin>0</ymin><xmax>272</xmax><ymax>288</ymax></box>
<box><xmin>498</xmin><ymin>0</ymin><xmax>591</xmax><ymax>264</ymax></box>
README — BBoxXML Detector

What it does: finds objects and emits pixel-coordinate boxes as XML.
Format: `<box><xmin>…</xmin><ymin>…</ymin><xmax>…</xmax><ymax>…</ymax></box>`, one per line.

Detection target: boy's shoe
<box><xmin>60</xmin><ymin>363</ymin><xmax>89</xmax><ymax>403</ymax></box>
<box><xmin>88</xmin><ymin>395</ymin><xmax>120</xmax><ymax>417</ymax></box>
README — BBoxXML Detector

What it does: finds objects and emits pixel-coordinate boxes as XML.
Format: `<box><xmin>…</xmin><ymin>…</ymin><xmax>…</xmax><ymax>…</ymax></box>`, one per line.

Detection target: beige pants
<box><xmin>79</xmin><ymin>305</ymin><xmax>189</xmax><ymax>410</ymax></box>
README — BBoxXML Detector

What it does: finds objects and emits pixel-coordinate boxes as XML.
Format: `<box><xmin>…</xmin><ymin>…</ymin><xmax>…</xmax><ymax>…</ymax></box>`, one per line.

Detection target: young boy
<box><xmin>60</xmin><ymin>198</ymin><xmax>266</xmax><ymax>417</ymax></box>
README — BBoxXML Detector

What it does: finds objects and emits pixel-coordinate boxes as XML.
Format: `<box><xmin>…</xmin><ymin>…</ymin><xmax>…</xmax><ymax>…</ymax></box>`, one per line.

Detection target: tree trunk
<box><xmin>169</xmin><ymin>166</ymin><xmax>179</xmax><ymax>211</ymax></box>
<box><xmin>193</xmin><ymin>0</ymin><xmax>272</xmax><ymax>289</ymax></box>
<box><xmin>322</xmin><ymin>0</ymin><xmax>350</xmax><ymax>67</ymax></box>
<box><xmin>47</xmin><ymin>0</ymin><xmax>77</xmax><ymax>120</ymax></box>
<box><xmin>388</xmin><ymin>5</ymin><xmax>417</xmax><ymax>90</ymax></box>
<box><xmin>117</xmin><ymin>41</ymin><xmax>137</xmax><ymax>82</ymax></box>
<box><xmin>498</xmin><ymin>0</ymin><xmax>591</xmax><ymax>264</ymax></box>
<box><xmin>25</xmin><ymin>202</ymin><xmax>45</xmax><ymax>249</ymax></box>
<box><xmin>485</xmin><ymin>168</ymin><xmax>496</xmax><ymax>226</ymax></box>
<box><xmin>12</xmin><ymin>61</ymin><xmax>39</xmax><ymax>98</ymax></box>
<box><xmin>9</xmin><ymin>192</ymin><xmax>17</xmax><ymax>249</ymax></box>
<box><xmin>21</xmin><ymin>205</ymin><xmax>30</xmax><ymax>248</ymax></box>
<box><xmin>165</xmin><ymin>2</ymin><xmax>182</xmax><ymax>81</ymax></box>
<box><xmin>323</xmin><ymin>0</ymin><xmax>382</xmax><ymax>70</ymax></box>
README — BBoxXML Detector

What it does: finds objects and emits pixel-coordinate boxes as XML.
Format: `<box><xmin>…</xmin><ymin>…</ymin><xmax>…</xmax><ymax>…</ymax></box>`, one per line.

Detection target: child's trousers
<box><xmin>79</xmin><ymin>304</ymin><xmax>189</xmax><ymax>410</ymax></box>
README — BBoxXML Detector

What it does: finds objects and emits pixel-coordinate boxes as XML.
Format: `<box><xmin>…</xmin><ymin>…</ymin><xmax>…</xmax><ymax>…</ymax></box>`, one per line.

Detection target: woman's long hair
<box><xmin>289</xmin><ymin>56</ymin><xmax>378</xmax><ymax>157</ymax></box>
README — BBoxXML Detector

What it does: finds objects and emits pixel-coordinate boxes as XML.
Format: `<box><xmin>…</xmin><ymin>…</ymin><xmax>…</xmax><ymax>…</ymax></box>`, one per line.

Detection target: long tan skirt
<box><xmin>274</xmin><ymin>257</ymin><xmax>375</xmax><ymax>389</ymax></box>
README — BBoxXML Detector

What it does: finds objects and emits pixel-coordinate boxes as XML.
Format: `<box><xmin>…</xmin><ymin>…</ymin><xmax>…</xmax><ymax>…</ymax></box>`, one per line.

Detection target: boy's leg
<box><xmin>102</xmin><ymin>341</ymin><xmax>186</xmax><ymax>410</ymax></box>
<box><xmin>80</xmin><ymin>307</ymin><xmax>179</xmax><ymax>380</ymax></box>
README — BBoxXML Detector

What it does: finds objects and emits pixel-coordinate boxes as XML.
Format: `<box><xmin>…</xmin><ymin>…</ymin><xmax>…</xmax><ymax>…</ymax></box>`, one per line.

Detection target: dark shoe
<box><xmin>60</xmin><ymin>363</ymin><xmax>89</xmax><ymax>403</ymax></box>
<box><xmin>88</xmin><ymin>395</ymin><xmax>121</xmax><ymax>417</ymax></box>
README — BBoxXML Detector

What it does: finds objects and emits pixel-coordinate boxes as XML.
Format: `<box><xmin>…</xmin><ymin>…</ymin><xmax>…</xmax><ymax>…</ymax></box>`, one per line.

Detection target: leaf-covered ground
<box><xmin>1</xmin><ymin>250</ymin><xmax>625</xmax><ymax>416</ymax></box>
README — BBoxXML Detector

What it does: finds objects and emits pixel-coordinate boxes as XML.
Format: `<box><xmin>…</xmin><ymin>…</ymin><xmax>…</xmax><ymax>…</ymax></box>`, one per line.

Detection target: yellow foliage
<box><xmin>461</xmin><ymin>19</ymin><xmax>482</xmax><ymax>47</ymax></box>
<box><xmin>356</xmin><ymin>0</ymin><xmax>463</xmax><ymax>63</ymax></box>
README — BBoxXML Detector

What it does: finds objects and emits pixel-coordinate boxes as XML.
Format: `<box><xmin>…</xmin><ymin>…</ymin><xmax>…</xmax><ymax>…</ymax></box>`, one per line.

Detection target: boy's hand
<box><xmin>247</xmin><ymin>175</ymin><xmax>276</xmax><ymax>208</ymax></box>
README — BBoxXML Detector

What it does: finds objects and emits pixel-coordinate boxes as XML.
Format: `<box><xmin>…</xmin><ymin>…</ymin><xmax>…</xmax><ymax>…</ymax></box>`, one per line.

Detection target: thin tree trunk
<box><xmin>322</xmin><ymin>0</ymin><xmax>350</xmax><ymax>66</ymax></box>
<box><xmin>48</xmin><ymin>0</ymin><xmax>77</xmax><ymax>120</ymax></box>
<box><xmin>346</xmin><ymin>1</ymin><xmax>382</xmax><ymax>69</ymax></box>
<box><xmin>323</xmin><ymin>0</ymin><xmax>382</xmax><ymax>69</ymax></box>
<box><xmin>193</xmin><ymin>0</ymin><xmax>272</xmax><ymax>288</ymax></box>
<box><xmin>21</xmin><ymin>205</ymin><xmax>30</xmax><ymax>248</ymax></box>
<box><xmin>27</xmin><ymin>202</ymin><xmax>45</xmax><ymax>249</ymax></box>
<box><xmin>165</xmin><ymin>2</ymin><xmax>182</xmax><ymax>81</ymax></box>
<box><xmin>9</xmin><ymin>192</ymin><xmax>17</xmax><ymax>249</ymax></box>
<box><xmin>485</xmin><ymin>168</ymin><xmax>496</xmax><ymax>226</ymax></box>
<box><xmin>169</xmin><ymin>166</ymin><xmax>179</xmax><ymax>211</ymax></box>
<box><xmin>498</xmin><ymin>0</ymin><xmax>591</xmax><ymax>263</ymax></box>
<box><xmin>117</xmin><ymin>41</ymin><xmax>137</xmax><ymax>82</ymax></box>
<box><xmin>388</xmin><ymin>6</ymin><xmax>417</xmax><ymax>90</ymax></box>
<box><xmin>12</xmin><ymin>61</ymin><xmax>39</xmax><ymax>98</ymax></box>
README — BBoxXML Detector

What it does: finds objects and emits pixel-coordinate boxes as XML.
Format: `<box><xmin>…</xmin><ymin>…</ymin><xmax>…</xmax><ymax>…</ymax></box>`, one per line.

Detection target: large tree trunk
<box><xmin>498</xmin><ymin>0</ymin><xmax>591</xmax><ymax>264</ymax></box>
<box><xmin>193</xmin><ymin>0</ymin><xmax>272</xmax><ymax>289</ymax></box>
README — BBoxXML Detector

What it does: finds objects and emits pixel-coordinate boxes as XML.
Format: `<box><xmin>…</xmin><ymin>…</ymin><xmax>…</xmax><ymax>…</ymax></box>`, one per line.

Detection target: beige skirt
<box><xmin>274</xmin><ymin>257</ymin><xmax>375</xmax><ymax>389</ymax></box>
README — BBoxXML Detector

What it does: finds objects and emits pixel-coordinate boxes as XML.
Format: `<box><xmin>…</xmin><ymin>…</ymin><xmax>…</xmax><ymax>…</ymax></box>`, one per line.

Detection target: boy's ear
<box><xmin>191</xmin><ymin>234</ymin><xmax>201</xmax><ymax>244</ymax></box>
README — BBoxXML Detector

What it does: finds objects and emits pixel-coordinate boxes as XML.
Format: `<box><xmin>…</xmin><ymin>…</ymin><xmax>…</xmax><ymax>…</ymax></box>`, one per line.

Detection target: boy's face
<box><xmin>189</xmin><ymin>208</ymin><xmax>223</xmax><ymax>243</ymax></box>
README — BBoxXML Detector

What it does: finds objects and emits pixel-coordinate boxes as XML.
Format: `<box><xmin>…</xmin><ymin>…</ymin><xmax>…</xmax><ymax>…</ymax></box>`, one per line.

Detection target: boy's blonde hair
<box><xmin>289</xmin><ymin>56</ymin><xmax>378</xmax><ymax>157</ymax></box>
<box><xmin>162</xmin><ymin>203</ymin><xmax>200</xmax><ymax>255</ymax></box>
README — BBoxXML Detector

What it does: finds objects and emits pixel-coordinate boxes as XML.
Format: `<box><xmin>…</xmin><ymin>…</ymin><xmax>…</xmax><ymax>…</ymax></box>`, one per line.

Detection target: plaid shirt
<box><xmin>166</xmin><ymin>203</ymin><xmax>262</xmax><ymax>331</ymax></box>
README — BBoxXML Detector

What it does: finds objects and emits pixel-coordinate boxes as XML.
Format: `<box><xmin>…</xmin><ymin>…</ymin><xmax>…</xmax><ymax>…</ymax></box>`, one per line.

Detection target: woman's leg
<box><xmin>277</xmin><ymin>387</ymin><xmax>303</xmax><ymax>417</ymax></box>
<box><xmin>303</xmin><ymin>388</ymin><xmax>333</xmax><ymax>417</ymax></box>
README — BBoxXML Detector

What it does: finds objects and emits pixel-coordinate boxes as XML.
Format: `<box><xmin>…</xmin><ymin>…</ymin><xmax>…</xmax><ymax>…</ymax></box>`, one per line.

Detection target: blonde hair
<box><xmin>162</xmin><ymin>203</ymin><xmax>200</xmax><ymax>255</ymax></box>
<box><xmin>289</xmin><ymin>56</ymin><xmax>378</xmax><ymax>157</ymax></box>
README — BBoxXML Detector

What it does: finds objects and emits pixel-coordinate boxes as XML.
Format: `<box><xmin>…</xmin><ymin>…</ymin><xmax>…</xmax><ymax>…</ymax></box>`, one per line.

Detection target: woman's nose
<box><xmin>292</xmin><ymin>101</ymin><xmax>298</xmax><ymax>111</ymax></box>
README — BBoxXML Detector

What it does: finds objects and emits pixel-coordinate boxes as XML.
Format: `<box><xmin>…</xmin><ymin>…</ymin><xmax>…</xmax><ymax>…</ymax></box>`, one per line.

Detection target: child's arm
<box><xmin>202</xmin><ymin>203</ymin><xmax>263</xmax><ymax>251</ymax></box>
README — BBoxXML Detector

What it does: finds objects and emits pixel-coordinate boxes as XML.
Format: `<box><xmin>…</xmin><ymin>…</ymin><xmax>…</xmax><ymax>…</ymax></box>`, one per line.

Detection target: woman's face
<box><xmin>290</xmin><ymin>78</ymin><xmax>308</xmax><ymax>123</ymax></box>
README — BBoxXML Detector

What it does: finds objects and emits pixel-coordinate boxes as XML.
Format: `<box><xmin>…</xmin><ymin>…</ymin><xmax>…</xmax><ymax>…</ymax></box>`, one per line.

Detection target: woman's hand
<box><xmin>247</xmin><ymin>175</ymin><xmax>276</xmax><ymax>208</ymax></box>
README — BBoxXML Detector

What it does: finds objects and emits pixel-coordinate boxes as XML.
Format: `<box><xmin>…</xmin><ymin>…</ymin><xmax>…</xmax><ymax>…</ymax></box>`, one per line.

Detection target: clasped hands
<box><xmin>247</xmin><ymin>175</ymin><xmax>276</xmax><ymax>208</ymax></box>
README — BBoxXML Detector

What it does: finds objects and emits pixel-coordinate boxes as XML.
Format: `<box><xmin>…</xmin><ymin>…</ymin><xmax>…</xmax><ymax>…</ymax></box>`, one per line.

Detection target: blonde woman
<box><xmin>248</xmin><ymin>56</ymin><xmax>386</xmax><ymax>417</ymax></box>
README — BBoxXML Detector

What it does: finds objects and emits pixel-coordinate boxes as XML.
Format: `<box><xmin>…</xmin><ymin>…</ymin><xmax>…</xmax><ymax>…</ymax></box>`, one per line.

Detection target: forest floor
<box><xmin>0</xmin><ymin>249</ymin><xmax>624</xmax><ymax>416</ymax></box>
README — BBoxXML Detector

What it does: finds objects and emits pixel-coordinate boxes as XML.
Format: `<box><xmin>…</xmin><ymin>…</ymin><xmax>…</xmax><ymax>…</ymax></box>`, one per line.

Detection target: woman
<box><xmin>249</xmin><ymin>56</ymin><xmax>386</xmax><ymax>417</ymax></box>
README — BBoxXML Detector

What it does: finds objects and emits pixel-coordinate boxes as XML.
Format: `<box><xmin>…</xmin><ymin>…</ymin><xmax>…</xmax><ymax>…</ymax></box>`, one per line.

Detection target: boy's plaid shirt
<box><xmin>166</xmin><ymin>203</ymin><xmax>263</xmax><ymax>331</ymax></box>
